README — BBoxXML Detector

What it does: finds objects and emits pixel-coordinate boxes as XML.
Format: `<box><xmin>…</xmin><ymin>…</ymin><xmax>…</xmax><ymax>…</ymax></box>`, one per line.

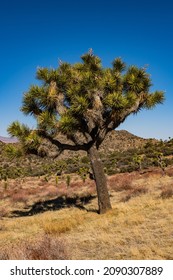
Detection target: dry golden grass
<box><xmin>0</xmin><ymin>167</ymin><xmax>173</xmax><ymax>259</ymax></box>
<box><xmin>0</xmin><ymin>233</ymin><xmax>69</xmax><ymax>260</ymax></box>
<box><xmin>43</xmin><ymin>210</ymin><xmax>88</xmax><ymax>234</ymax></box>
<box><xmin>63</xmin><ymin>195</ymin><xmax>173</xmax><ymax>259</ymax></box>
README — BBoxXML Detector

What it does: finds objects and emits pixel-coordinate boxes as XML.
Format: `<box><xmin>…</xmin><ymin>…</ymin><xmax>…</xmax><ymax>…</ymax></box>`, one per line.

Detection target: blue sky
<box><xmin>0</xmin><ymin>0</ymin><xmax>173</xmax><ymax>139</ymax></box>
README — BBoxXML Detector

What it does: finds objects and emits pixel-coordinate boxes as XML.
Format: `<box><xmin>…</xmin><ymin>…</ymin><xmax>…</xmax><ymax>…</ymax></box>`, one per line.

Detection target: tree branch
<box><xmin>38</xmin><ymin>130</ymin><xmax>94</xmax><ymax>153</ymax></box>
<box><xmin>93</xmin><ymin>96</ymin><xmax>145</xmax><ymax>149</ymax></box>
<box><xmin>107</xmin><ymin>96</ymin><xmax>145</xmax><ymax>131</ymax></box>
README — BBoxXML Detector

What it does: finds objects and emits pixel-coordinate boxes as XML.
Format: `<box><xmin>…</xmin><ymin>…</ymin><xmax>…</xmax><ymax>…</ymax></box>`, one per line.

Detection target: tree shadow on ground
<box><xmin>10</xmin><ymin>194</ymin><xmax>97</xmax><ymax>217</ymax></box>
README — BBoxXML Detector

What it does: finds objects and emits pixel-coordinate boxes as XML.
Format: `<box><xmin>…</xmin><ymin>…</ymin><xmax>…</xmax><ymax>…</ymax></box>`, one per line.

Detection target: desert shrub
<box><xmin>29</xmin><ymin>169</ymin><xmax>45</xmax><ymax>177</ymax></box>
<box><xmin>109</xmin><ymin>174</ymin><xmax>135</xmax><ymax>191</ymax></box>
<box><xmin>10</xmin><ymin>191</ymin><xmax>28</xmax><ymax>204</ymax></box>
<box><xmin>0</xmin><ymin>207</ymin><xmax>9</xmax><ymax>219</ymax></box>
<box><xmin>106</xmin><ymin>168</ymin><xmax>117</xmax><ymax>175</ymax></box>
<box><xmin>77</xmin><ymin>166</ymin><xmax>89</xmax><ymax>182</ymax></box>
<box><xmin>0</xmin><ymin>166</ymin><xmax>26</xmax><ymax>179</ymax></box>
<box><xmin>4</xmin><ymin>144</ymin><xmax>23</xmax><ymax>159</ymax></box>
<box><xmin>3</xmin><ymin>163</ymin><xmax>9</xmax><ymax>168</ymax></box>
<box><xmin>44</xmin><ymin>221</ymin><xmax>73</xmax><ymax>234</ymax></box>
<box><xmin>0</xmin><ymin>192</ymin><xmax>5</xmax><ymax>199</ymax></box>
<box><xmin>55</xmin><ymin>175</ymin><xmax>59</xmax><ymax>186</ymax></box>
<box><xmin>118</xmin><ymin>156</ymin><xmax>132</xmax><ymax>166</ymax></box>
<box><xmin>166</xmin><ymin>168</ymin><xmax>173</xmax><ymax>177</ymax></box>
<box><xmin>0</xmin><ymin>234</ymin><xmax>69</xmax><ymax>260</ymax></box>
<box><xmin>66</xmin><ymin>175</ymin><xmax>71</xmax><ymax>188</ymax></box>
<box><xmin>119</xmin><ymin>165</ymin><xmax>136</xmax><ymax>173</ymax></box>
<box><xmin>0</xmin><ymin>169</ymin><xmax>8</xmax><ymax>180</ymax></box>
<box><xmin>43</xmin><ymin>186</ymin><xmax>59</xmax><ymax>197</ymax></box>
<box><xmin>65</xmin><ymin>157</ymin><xmax>78</xmax><ymax>165</ymax></box>
<box><xmin>44</xmin><ymin>175</ymin><xmax>50</xmax><ymax>182</ymax></box>
<box><xmin>80</xmin><ymin>156</ymin><xmax>89</xmax><ymax>164</ymax></box>
<box><xmin>70</xmin><ymin>181</ymin><xmax>84</xmax><ymax>190</ymax></box>
<box><xmin>44</xmin><ymin>214</ymin><xmax>86</xmax><ymax>234</ymax></box>
<box><xmin>66</xmin><ymin>164</ymin><xmax>79</xmax><ymax>174</ymax></box>
<box><xmin>121</xmin><ymin>186</ymin><xmax>148</xmax><ymax>202</ymax></box>
<box><xmin>7</xmin><ymin>167</ymin><xmax>24</xmax><ymax>178</ymax></box>
<box><xmin>3</xmin><ymin>180</ymin><xmax>8</xmax><ymax>190</ymax></box>
<box><xmin>54</xmin><ymin>160</ymin><xmax>67</xmax><ymax>174</ymax></box>
<box><xmin>160</xmin><ymin>186</ymin><xmax>173</xmax><ymax>199</ymax></box>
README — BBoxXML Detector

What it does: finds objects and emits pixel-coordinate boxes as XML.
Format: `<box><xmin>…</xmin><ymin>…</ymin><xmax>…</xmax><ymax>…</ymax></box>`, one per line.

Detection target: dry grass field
<box><xmin>0</xmin><ymin>166</ymin><xmax>173</xmax><ymax>260</ymax></box>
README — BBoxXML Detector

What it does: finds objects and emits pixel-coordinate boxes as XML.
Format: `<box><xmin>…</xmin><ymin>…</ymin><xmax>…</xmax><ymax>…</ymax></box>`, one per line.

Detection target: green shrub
<box><xmin>66</xmin><ymin>175</ymin><xmax>71</xmax><ymax>188</ymax></box>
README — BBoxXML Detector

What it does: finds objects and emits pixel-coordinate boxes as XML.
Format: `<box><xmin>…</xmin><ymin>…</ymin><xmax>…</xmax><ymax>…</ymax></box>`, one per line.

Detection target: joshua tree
<box><xmin>133</xmin><ymin>154</ymin><xmax>144</xmax><ymax>171</ymax></box>
<box><xmin>8</xmin><ymin>50</ymin><xmax>164</xmax><ymax>213</ymax></box>
<box><xmin>154</xmin><ymin>152</ymin><xmax>166</xmax><ymax>175</ymax></box>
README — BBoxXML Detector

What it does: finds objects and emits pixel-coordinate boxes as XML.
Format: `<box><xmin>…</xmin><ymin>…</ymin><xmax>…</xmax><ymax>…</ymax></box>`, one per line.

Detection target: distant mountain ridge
<box><xmin>0</xmin><ymin>136</ymin><xmax>18</xmax><ymax>144</ymax></box>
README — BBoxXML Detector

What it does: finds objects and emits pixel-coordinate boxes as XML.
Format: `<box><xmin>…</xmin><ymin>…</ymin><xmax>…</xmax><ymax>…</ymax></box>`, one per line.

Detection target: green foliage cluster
<box><xmin>7</xmin><ymin>51</ymin><xmax>164</xmax><ymax>157</ymax></box>
<box><xmin>4</xmin><ymin>144</ymin><xmax>23</xmax><ymax>159</ymax></box>
<box><xmin>0</xmin><ymin>165</ymin><xmax>24</xmax><ymax>180</ymax></box>
<box><xmin>66</xmin><ymin>175</ymin><xmax>71</xmax><ymax>187</ymax></box>
<box><xmin>77</xmin><ymin>166</ymin><xmax>89</xmax><ymax>182</ymax></box>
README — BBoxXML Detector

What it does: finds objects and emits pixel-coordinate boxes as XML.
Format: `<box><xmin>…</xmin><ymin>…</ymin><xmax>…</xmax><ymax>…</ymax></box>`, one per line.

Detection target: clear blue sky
<box><xmin>0</xmin><ymin>0</ymin><xmax>173</xmax><ymax>139</ymax></box>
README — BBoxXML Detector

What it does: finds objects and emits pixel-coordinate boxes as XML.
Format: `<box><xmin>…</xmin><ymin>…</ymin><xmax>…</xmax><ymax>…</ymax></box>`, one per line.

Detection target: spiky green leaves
<box><xmin>21</xmin><ymin>83</ymin><xmax>63</xmax><ymax>117</ymax></box>
<box><xmin>112</xmin><ymin>58</ymin><xmax>126</xmax><ymax>73</ymax></box>
<box><xmin>7</xmin><ymin>121</ymin><xmax>41</xmax><ymax>153</ymax></box>
<box><xmin>37</xmin><ymin>111</ymin><xmax>57</xmax><ymax>134</ymax></box>
<box><xmin>124</xmin><ymin>66</ymin><xmax>152</xmax><ymax>93</ymax></box>
<box><xmin>7</xmin><ymin>121</ymin><xmax>31</xmax><ymax>140</ymax></box>
<box><xmin>21</xmin><ymin>86</ymin><xmax>44</xmax><ymax>116</ymax></box>
<box><xmin>71</xmin><ymin>96</ymin><xmax>89</xmax><ymax>114</ymax></box>
<box><xmin>102</xmin><ymin>70</ymin><xmax>117</xmax><ymax>93</ymax></box>
<box><xmin>4</xmin><ymin>144</ymin><xmax>23</xmax><ymax>159</ymax></box>
<box><xmin>103</xmin><ymin>92</ymin><xmax>128</xmax><ymax>110</ymax></box>
<box><xmin>59</xmin><ymin>114</ymin><xmax>78</xmax><ymax>134</ymax></box>
<box><xmin>144</xmin><ymin>91</ymin><xmax>165</xmax><ymax>109</ymax></box>
<box><xmin>23</xmin><ymin>130</ymin><xmax>41</xmax><ymax>152</ymax></box>
<box><xmin>81</xmin><ymin>52</ymin><xmax>102</xmax><ymax>72</ymax></box>
<box><xmin>8</xmin><ymin>51</ymin><xmax>165</xmax><ymax>152</ymax></box>
<box><xmin>36</xmin><ymin>67</ymin><xmax>58</xmax><ymax>83</ymax></box>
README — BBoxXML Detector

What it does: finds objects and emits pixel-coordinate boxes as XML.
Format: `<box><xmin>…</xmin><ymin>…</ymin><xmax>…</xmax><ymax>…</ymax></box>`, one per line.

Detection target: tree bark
<box><xmin>87</xmin><ymin>144</ymin><xmax>112</xmax><ymax>214</ymax></box>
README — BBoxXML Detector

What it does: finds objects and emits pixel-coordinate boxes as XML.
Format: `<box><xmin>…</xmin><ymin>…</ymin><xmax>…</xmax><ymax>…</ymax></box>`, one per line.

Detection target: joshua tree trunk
<box><xmin>88</xmin><ymin>144</ymin><xmax>112</xmax><ymax>214</ymax></box>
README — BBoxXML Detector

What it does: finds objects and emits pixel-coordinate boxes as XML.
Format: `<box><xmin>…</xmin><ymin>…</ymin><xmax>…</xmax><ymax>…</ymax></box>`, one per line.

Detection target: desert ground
<box><xmin>0</xmin><ymin>166</ymin><xmax>173</xmax><ymax>260</ymax></box>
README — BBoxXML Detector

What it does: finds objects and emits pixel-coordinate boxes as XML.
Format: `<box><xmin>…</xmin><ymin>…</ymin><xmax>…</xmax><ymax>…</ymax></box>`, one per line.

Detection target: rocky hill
<box><xmin>0</xmin><ymin>130</ymin><xmax>173</xmax><ymax>180</ymax></box>
<box><xmin>0</xmin><ymin>130</ymin><xmax>162</xmax><ymax>179</ymax></box>
<box><xmin>0</xmin><ymin>130</ymin><xmax>150</xmax><ymax>155</ymax></box>
<box><xmin>99</xmin><ymin>130</ymin><xmax>148</xmax><ymax>152</ymax></box>
<box><xmin>57</xmin><ymin>130</ymin><xmax>154</xmax><ymax>159</ymax></box>
<box><xmin>0</xmin><ymin>136</ymin><xmax>18</xmax><ymax>144</ymax></box>
<box><xmin>0</xmin><ymin>130</ymin><xmax>154</xmax><ymax>160</ymax></box>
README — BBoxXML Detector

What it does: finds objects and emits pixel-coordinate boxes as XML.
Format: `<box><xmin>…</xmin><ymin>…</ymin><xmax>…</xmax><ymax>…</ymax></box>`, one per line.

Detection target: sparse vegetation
<box><xmin>1</xmin><ymin>132</ymin><xmax>173</xmax><ymax>259</ymax></box>
<box><xmin>0</xmin><ymin>164</ymin><xmax>173</xmax><ymax>259</ymax></box>
<box><xmin>160</xmin><ymin>185</ymin><xmax>173</xmax><ymax>199</ymax></box>
<box><xmin>1</xmin><ymin>135</ymin><xmax>173</xmax><ymax>180</ymax></box>
<box><xmin>0</xmin><ymin>234</ymin><xmax>69</xmax><ymax>260</ymax></box>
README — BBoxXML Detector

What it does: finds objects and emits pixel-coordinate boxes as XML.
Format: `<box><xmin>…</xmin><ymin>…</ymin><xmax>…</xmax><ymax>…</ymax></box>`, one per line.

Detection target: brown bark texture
<box><xmin>88</xmin><ymin>144</ymin><xmax>112</xmax><ymax>214</ymax></box>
